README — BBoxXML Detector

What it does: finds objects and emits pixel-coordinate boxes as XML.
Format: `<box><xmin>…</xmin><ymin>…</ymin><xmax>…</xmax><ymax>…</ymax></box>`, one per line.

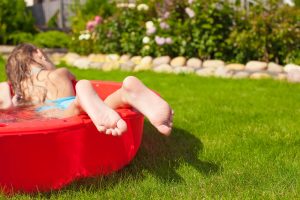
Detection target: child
<box><xmin>0</xmin><ymin>82</ymin><xmax>13</xmax><ymax>109</ymax></box>
<box><xmin>5</xmin><ymin>43</ymin><xmax>173</xmax><ymax>136</ymax></box>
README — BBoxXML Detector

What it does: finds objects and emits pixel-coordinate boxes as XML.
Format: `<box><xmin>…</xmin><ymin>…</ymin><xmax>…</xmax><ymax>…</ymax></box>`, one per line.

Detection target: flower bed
<box><xmin>69</xmin><ymin>0</ymin><xmax>300</xmax><ymax>65</ymax></box>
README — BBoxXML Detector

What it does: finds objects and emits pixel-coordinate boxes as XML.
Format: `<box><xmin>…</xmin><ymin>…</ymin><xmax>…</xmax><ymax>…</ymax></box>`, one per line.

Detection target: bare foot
<box><xmin>0</xmin><ymin>82</ymin><xmax>13</xmax><ymax>110</ymax></box>
<box><xmin>75</xmin><ymin>80</ymin><xmax>127</xmax><ymax>135</ymax></box>
<box><xmin>121</xmin><ymin>76</ymin><xmax>173</xmax><ymax>136</ymax></box>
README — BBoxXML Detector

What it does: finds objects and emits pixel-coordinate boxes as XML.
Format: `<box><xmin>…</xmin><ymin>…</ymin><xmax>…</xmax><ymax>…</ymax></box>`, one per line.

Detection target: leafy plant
<box><xmin>47</xmin><ymin>11</ymin><xmax>59</xmax><ymax>29</ymax></box>
<box><xmin>32</xmin><ymin>31</ymin><xmax>70</xmax><ymax>48</ymax></box>
<box><xmin>69</xmin><ymin>0</ymin><xmax>300</xmax><ymax>64</ymax></box>
<box><xmin>7</xmin><ymin>32</ymin><xmax>34</xmax><ymax>45</ymax></box>
<box><xmin>227</xmin><ymin>2</ymin><xmax>300</xmax><ymax>64</ymax></box>
<box><xmin>0</xmin><ymin>0</ymin><xmax>35</xmax><ymax>44</ymax></box>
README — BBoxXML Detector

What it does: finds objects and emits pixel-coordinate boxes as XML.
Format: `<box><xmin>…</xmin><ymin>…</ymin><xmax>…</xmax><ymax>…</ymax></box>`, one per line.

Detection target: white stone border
<box><xmin>1</xmin><ymin>46</ymin><xmax>300</xmax><ymax>83</ymax></box>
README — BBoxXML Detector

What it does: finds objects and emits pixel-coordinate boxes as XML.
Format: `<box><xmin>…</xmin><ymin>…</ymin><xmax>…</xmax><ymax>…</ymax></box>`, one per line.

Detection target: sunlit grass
<box><xmin>1</xmin><ymin>64</ymin><xmax>299</xmax><ymax>199</ymax></box>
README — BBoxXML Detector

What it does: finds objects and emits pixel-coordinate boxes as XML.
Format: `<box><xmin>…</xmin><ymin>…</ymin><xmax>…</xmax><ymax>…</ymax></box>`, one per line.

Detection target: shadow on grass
<box><xmin>43</xmin><ymin>122</ymin><xmax>220</xmax><ymax>195</ymax></box>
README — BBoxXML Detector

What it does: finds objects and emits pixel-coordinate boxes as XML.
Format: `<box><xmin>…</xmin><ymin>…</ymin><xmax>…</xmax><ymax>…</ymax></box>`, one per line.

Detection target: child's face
<box><xmin>33</xmin><ymin>49</ymin><xmax>56</xmax><ymax>70</ymax></box>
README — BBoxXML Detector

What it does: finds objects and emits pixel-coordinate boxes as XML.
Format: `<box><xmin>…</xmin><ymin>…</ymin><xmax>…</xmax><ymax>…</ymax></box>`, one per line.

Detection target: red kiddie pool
<box><xmin>0</xmin><ymin>81</ymin><xmax>144</xmax><ymax>193</ymax></box>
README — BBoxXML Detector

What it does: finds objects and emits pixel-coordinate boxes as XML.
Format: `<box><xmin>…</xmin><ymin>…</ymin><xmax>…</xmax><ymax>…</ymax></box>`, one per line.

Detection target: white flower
<box><xmin>188</xmin><ymin>0</ymin><xmax>194</xmax><ymax>4</ymax></box>
<box><xmin>78</xmin><ymin>33</ymin><xmax>91</xmax><ymax>40</ymax></box>
<box><xmin>146</xmin><ymin>21</ymin><xmax>154</xmax><ymax>29</ymax></box>
<box><xmin>160</xmin><ymin>22</ymin><xmax>170</xmax><ymax>30</ymax></box>
<box><xmin>185</xmin><ymin>7</ymin><xmax>195</xmax><ymax>18</ymax></box>
<box><xmin>137</xmin><ymin>4</ymin><xmax>149</xmax><ymax>11</ymax></box>
<box><xmin>163</xmin><ymin>12</ymin><xmax>170</xmax><ymax>19</ymax></box>
<box><xmin>155</xmin><ymin>36</ymin><xmax>165</xmax><ymax>46</ymax></box>
<box><xmin>117</xmin><ymin>3</ymin><xmax>136</xmax><ymax>8</ymax></box>
<box><xmin>146</xmin><ymin>27</ymin><xmax>156</xmax><ymax>35</ymax></box>
<box><xmin>84</xmin><ymin>33</ymin><xmax>91</xmax><ymax>40</ymax></box>
<box><xmin>79</xmin><ymin>34</ymin><xmax>85</xmax><ymax>40</ymax></box>
<box><xmin>128</xmin><ymin>3</ymin><xmax>136</xmax><ymax>8</ymax></box>
<box><xmin>142</xmin><ymin>36</ymin><xmax>150</xmax><ymax>44</ymax></box>
<box><xmin>116</xmin><ymin>3</ymin><xmax>126</xmax><ymax>8</ymax></box>
<box><xmin>165</xmin><ymin>37</ymin><xmax>173</xmax><ymax>44</ymax></box>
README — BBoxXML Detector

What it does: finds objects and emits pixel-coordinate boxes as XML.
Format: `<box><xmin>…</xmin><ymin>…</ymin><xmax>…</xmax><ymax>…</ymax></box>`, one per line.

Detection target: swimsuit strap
<box><xmin>31</xmin><ymin>66</ymin><xmax>43</xmax><ymax>76</ymax></box>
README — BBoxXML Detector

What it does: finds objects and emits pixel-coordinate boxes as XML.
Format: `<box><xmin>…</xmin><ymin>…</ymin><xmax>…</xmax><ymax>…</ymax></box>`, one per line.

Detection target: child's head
<box><xmin>5</xmin><ymin>43</ymin><xmax>54</xmax><ymax>103</ymax></box>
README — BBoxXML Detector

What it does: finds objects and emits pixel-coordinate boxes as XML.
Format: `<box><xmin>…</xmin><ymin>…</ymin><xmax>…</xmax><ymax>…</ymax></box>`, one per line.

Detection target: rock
<box><xmin>62</xmin><ymin>52</ymin><xmax>80</xmax><ymax>65</ymax></box>
<box><xmin>102</xmin><ymin>61</ymin><xmax>120</xmax><ymax>71</ymax></box>
<box><xmin>245</xmin><ymin>61</ymin><xmax>267</xmax><ymax>71</ymax></box>
<box><xmin>141</xmin><ymin>56</ymin><xmax>153</xmax><ymax>65</ymax></box>
<box><xmin>186</xmin><ymin>58</ymin><xmax>202</xmax><ymax>68</ymax></box>
<box><xmin>73</xmin><ymin>57</ymin><xmax>91</xmax><ymax>69</ymax></box>
<box><xmin>170</xmin><ymin>56</ymin><xmax>186</xmax><ymax>67</ymax></box>
<box><xmin>196</xmin><ymin>68</ymin><xmax>215</xmax><ymax>77</ymax></box>
<box><xmin>267</xmin><ymin>62</ymin><xmax>283</xmax><ymax>73</ymax></box>
<box><xmin>153</xmin><ymin>64</ymin><xmax>173</xmax><ymax>73</ymax></box>
<box><xmin>89</xmin><ymin>62</ymin><xmax>104</xmax><ymax>69</ymax></box>
<box><xmin>233</xmin><ymin>71</ymin><xmax>250</xmax><ymax>79</ymax></box>
<box><xmin>276</xmin><ymin>73</ymin><xmax>287</xmax><ymax>81</ymax></box>
<box><xmin>153</xmin><ymin>56</ymin><xmax>171</xmax><ymax>67</ymax></box>
<box><xmin>225</xmin><ymin>63</ymin><xmax>245</xmax><ymax>71</ymax></box>
<box><xmin>214</xmin><ymin>67</ymin><xmax>233</xmax><ymax>78</ymax></box>
<box><xmin>287</xmin><ymin>69</ymin><xmax>300</xmax><ymax>82</ymax></box>
<box><xmin>106</xmin><ymin>54</ymin><xmax>120</xmax><ymax>61</ymax></box>
<box><xmin>284</xmin><ymin>64</ymin><xmax>300</xmax><ymax>73</ymax></box>
<box><xmin>173</xmin><ymin>66</ymin><xmax>195</xmax><ymax>74</ymax></box>
<box><xmin>50</xmin><ymin>53</ymin><xmax>65</xmax><ymax>65</ymax></box>
<box><xmin>120</xmin><ymin>61</ymin><xmax>136</xmax><ymax>71</ymax></box>
<box><xmin>202</xmin><ymin>60</ymin><xmax>225</xmax><ymax>68</ymax></box>
<box><xmin>134</xmin><ymin>64</ymin><xmax>149</xmax><ymax>71</ymax></box>
<box><xmin>0</xmin><ymin>45</ymin><xmax>15</xmax><ymax>54</ymax></box>
<box><xmin>134</xmin><ymin>56</ymin><xmax>153</xmax><ymax>71</ymax></box>
<box><xmin>88</xmin><ymin>54</ymin><xmax>106</xmax><ymax>62</ymax></box>
<box><xmin>119</xmin><ymin>55</ymin><xmax>131</xmax><ymax>63</ymax></box>
<box><xmin>250</xmin><ymin>72</ymin><xmax>272</xmax><ymax>79</ymax></box>
<box><xmin>130</xmin><ymin>56</ymin><xmax>142</xmax><ymax>65</ymax></box>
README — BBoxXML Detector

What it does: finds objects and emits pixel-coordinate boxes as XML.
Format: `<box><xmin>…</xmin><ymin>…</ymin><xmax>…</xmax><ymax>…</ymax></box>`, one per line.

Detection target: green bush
<box><xmin>227</xmin><ymin>3</ymin><xmax>300</xmax><ymax>64</ymax></box>
<box><xmin>0</xmin><ymin>0</ymin><xmax>35</xmax><ymax>44</ymax></box>
<box><xmin>69</xmin><ymin>0</ymin><xmax>300</xmax><ymax>64</ymax></box>
<box><xmin>70</xmin><ymin>0</ymin><xmax>115</xmax><ymax>34</ymax></box>
<box><xmin>7</xmin><ymin>32</ymin><xmax>34</xmax><ymax>45</ymax></box>
<box><xmin>96</xmin><ymin>4</ymin><xmax>150</xmax><ymax>55</ymax></box>
<box><xmin>69</xmin><ymin>0</ymin><xmax>116</xmax><ymax>54</ymax></box>
<box><xmin>32</xmin><ymin>31</ymin><xmax>71</xmax><ymax>48</ymax></box>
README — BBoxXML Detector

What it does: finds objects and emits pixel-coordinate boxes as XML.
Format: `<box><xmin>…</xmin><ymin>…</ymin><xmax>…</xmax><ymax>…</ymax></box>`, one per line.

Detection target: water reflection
<box><xmin>0</xmin><ymin>106</ymin><xmax>41</xmax><ymax>123</ymax></box>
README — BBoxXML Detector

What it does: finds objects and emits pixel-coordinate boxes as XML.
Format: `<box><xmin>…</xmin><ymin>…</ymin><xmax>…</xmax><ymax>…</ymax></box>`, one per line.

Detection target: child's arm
<box><xmin>0</xmin><ymin>82</ymin><xmax>13</xmax><ymax>110</ymax></box>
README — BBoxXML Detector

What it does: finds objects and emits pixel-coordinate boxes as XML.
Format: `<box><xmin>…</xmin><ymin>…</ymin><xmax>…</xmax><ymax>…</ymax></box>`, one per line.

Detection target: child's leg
<box><xmin>104</xmin><ymin>76</ymin><xmax>173</xmax><ymax>136</ymax></box>
<box><xmin>66</xmin><ymin>80</ymin><xmax>127</xmax><ymax>136</ymax></box>
<box><xmin>0</xmin><ymin>82</ymin><xmax>13</xmax><ymax>110</ymax></box>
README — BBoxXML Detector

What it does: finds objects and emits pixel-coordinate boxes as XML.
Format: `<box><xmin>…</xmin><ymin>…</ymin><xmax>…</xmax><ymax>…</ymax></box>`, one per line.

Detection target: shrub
<box><xmin>69</xmin><ymin>0</ymin><xmax>116</xmax><ymax>54</ymax></box>
<box><xmin>227</xmin><ymin>3</ymin><xmax>300</xmax><ymax>64</ymax></box>
<box><xmin>32</xmin><ymin>31</ymin><xmax>70</xmax><ymax>48</ymax></box>
<box><xmin>69</xmin><ymin>0</ymin><xmax>300</xmax><ymax>64</ymax></box>
<box><xmin>0</xmin><ymin>0</ymin><xmax>35</xmax><ymax>44</ymax></box>
<box><xmin>96</xmin><ymin>3</ymin><xmax>150</xmax><ymax>55</ymax></box>
<box><xmin>7</xmin><ymin>32</ymin><xmax>34</xmax><ymax>45</ymax></box>
<box><xmin>70</xmin><ymin>0</ymin><xmax>115</xmax><ymax>34</ymax></box>
<box><xmin>162</xmin><ymin>0</ymin><xmax>235</xmax><ymax>59</ymax></box>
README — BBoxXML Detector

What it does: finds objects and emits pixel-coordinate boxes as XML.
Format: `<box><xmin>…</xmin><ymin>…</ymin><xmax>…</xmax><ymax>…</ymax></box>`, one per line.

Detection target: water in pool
<box><xmin>0</xmin><ymin>106</ymin><xmax>45</xmax><ymax>123</ymax></box>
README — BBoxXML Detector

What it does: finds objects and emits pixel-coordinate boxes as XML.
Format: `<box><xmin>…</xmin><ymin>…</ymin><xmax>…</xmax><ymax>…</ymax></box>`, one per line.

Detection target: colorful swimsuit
<box><xmin>36</xmin><ymin>96</ymin><xmax>76</xmax><ymax>112</ymax></box>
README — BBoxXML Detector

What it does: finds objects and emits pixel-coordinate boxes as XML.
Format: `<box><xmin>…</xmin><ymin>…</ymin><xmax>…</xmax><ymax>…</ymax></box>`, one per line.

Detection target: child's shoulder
<box><xmin>35</xmin><ymin>68</ymin><xmax>73</xmax><ymax>86</ymax></box>
<box><xmin>46</xmin><ymin>68</ymin><xmax>71</xmax><ymax>80</ymax></box>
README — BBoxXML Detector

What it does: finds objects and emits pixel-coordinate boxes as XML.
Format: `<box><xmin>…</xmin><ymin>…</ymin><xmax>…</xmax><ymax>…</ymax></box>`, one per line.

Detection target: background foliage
<box><xmin>0</xmin><ymin>0</ymin><xmax>299</xmax><ymax>64</ymax></box>
<box><xmin>0</xmin><ymin>0</ymin><xmax>35</xmax><ymax>44</ymax></box>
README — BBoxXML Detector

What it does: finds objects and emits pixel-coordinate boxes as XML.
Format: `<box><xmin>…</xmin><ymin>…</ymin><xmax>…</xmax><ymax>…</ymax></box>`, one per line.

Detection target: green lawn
<box><xmin>1</xmin><ymin>63</ymin><xmax>300</xmax><ymax>199</ymax></box>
